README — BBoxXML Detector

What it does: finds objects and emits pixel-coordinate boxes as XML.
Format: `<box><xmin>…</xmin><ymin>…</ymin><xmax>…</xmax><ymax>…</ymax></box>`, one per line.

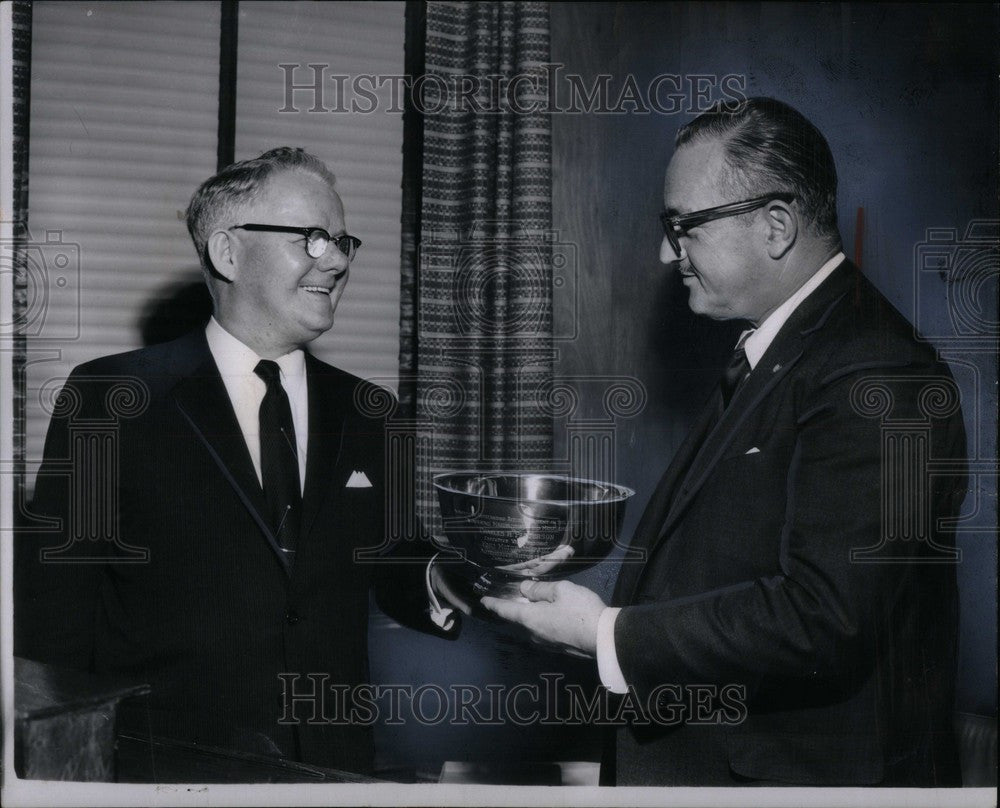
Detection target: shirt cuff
<box><xmin>596</xmin><ymin>606</ymin><xmax>628</xmax><ymax>693</ymax></box>
<box><xmin>425</xmin><ymin>554</ymin><xmax>456</xmax><ymax>631</ymax></box>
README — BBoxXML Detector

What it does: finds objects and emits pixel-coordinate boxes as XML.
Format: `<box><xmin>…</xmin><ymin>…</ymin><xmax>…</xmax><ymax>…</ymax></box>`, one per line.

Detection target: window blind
<box><xmin>234</xmin><ymin>0</ymin><xmax>405</xmax><ymax>388</ymax></box>
<box><xmin>24</xmin><ymin>1</ymin><xmax>220</xmax><ymax>490</ymax></box>
<box><xmin>24</xmin><ymin>0</ymin><xmax>407</xmax><ymax>492</ymax></box>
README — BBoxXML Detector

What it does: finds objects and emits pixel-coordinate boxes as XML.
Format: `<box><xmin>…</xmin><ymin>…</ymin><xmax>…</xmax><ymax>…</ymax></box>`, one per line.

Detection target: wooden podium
<box><xmin>14</xmin><ymin>657</ymin><xmax>379</xmax><ymax>783</ymax></box>
<box><xmin>15</xmin><ymin>656</ymin><xmax>150</xmax><ymax>781</ymax></box>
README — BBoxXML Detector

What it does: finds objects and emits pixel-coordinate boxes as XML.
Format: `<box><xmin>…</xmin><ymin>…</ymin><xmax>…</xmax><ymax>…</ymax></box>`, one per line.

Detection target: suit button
<box><xmin>285</xmin><ymin>611</ymin><xmax>300</xmax><ymax>625</ymax></box>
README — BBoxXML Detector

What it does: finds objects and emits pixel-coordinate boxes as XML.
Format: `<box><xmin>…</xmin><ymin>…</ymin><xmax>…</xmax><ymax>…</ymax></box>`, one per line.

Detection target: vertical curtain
<box><xmin>10</xmin><ymin>0</ymin><xmax>32</xmax><ymax>509</ymax></box>
<box><xmin>399</xmin><ymin>1</ymin><xmax>554</xmax><ymax>533</ymax></box>
<box><xmin>398</xmin><ymin>0</ymin><xmax>426</xmax><ymax>420</ymax></box>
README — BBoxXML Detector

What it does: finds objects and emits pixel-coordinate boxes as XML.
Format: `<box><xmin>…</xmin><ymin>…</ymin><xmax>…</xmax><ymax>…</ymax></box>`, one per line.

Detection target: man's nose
<box><xmin>660</xmin><ymin>235</ymin><xmax>685</xmax><ymax>264</ymax></box>
<box><xmin>319</xmin><ymin>244</ymin><xmax>350</xmax><ymax>273</ymax></box>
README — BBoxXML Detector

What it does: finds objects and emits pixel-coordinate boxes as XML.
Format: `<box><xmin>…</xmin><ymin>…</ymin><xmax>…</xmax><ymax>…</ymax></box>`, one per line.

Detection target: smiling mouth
<box><xmin>300</xmin><ymin>285</ymin><xmax>333</xmax><ymax>295</ymax></box>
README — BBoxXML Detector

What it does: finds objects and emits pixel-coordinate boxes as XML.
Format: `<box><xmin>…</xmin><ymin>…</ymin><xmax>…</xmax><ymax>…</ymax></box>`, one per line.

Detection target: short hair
<box><xmin>185</xmin><ymin>147</ymin><xmax>337</xmax><ymax>274</ymax></box>
<box><xmin>675</xmin><ymin>98</ymin><xmax>839</xmax><ymax>244</ymax></box>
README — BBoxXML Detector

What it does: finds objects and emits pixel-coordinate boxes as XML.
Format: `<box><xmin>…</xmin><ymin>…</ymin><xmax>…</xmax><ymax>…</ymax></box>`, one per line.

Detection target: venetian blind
<box><xmin>25</xmin><ymin>0</ymin><xmax>406</xmax><ymax>492</ymax></box>
<box><xmin>24</xmin><ymin>0</ymin><xmax>220</xmax><ymax>488</ymax></box>
<box><xmin>235</xmin><ymin>0</ymin><xmax>405</xmax><ymax>388</ymax></box>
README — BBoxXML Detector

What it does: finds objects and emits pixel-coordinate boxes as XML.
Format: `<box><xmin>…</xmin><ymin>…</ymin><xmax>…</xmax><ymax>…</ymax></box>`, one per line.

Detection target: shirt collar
<box><xmin>743</xmin><ymin>252</ymin><xmax>845</xmax><ymax>369</ymax></box>
<box><xmin>205</xmin><ymin>317</ymin><xmax>306</xmax><ymax>381</ymax></box>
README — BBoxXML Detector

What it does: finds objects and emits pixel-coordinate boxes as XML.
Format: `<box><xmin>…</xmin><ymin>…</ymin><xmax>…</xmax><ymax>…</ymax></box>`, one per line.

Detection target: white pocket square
<box><xmin>345</xmin><ymin>470</ymin><xmax>372</xmax><ymax>488</ymax></box>
<box><xmin>745</xmin><ymin>447</ymin><xmax>761</xmax><ymax>455</ymax></box>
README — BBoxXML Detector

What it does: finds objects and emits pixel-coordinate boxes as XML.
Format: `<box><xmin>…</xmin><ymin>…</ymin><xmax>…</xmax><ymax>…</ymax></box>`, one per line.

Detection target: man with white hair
<box><xmin>17</xmin><ymin>147</ymin><xmax>451</xmax><ymax>776</ymax></box>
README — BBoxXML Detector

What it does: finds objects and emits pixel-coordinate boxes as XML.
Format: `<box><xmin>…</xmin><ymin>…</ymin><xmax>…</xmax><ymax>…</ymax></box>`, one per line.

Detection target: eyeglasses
<box><xmin>231</xmin><ymin>224</ymin><xmax>362</xmax><ymax>261</ymax></box>
<box><xmin>659</xmin><ymin>193</ymin><xmax>795</xmax><ymax>258</ymax></box>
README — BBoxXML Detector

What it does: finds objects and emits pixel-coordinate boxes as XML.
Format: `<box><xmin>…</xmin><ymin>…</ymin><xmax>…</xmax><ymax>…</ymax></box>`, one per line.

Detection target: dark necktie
<box><xmin>720</xmin><ymin>344</ymin><xmax>752</xmax><ymax>409</ymax></box>
<box><xmin>254</xmin><ymin>360</ymin><xmax>301</xmax><ymax>558</ymax></box>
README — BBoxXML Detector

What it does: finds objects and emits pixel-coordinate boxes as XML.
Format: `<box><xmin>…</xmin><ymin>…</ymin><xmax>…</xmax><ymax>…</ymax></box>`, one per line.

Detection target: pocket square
<box><xmin>345</xmin><ymin>470</ymin><xmax>372</xmax><ymax>488</ymax></box>
<box><xmin>745</xmin><ymin>447</ymin><xmax>761</xmax><ymax>455</ymax></box>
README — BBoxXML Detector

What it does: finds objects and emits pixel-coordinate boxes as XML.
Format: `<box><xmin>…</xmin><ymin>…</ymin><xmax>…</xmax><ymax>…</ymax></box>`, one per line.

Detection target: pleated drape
<box><xmin>399</xmin><ymin>1</ymin><xmax>554</xmax><ymax>534</ymax></box>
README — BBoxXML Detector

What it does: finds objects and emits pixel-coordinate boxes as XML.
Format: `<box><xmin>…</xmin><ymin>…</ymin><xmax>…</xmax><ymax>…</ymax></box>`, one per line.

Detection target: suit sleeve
<box><xmin>372</xmin><ymin>520</ymin><xmax>462</xmax><ymax>639</ymax></box>
<box><xmin>613</xmin><ymin>361</ymin><xmax>966</xmax><ymax>701</ymax></box>
<box><xmin>349</xmin><ymin>394</ymin><xmax>461</xmax><ymax>639</ymax></box>
<box><xmin>14</xmin><ymin>370</ymin><xmax>109</xmax><ymax>670</ymax></box>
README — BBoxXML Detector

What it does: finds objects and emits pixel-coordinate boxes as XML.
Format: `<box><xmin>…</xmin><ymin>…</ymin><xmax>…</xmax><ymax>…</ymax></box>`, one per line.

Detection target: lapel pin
<box><xmin>773</xmin><ymin>363</ymin><xmax>782</xmax><ymax>373</ymax></box>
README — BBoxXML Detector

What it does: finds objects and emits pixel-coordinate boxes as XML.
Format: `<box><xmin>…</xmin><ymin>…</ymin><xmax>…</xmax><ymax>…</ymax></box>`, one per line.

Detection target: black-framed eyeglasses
<box><xmin>231</xmin><ymin>224</ymin><xmax>362</xmax><ymax>261</ymax></box>
<box><xmin>659</xmin><ymin>193</ymin><xmax>795</xmax><ymax>257</ymax></box>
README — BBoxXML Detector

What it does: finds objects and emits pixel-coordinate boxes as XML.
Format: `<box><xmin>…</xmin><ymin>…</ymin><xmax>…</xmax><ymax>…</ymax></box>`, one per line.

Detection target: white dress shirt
<box><xmin>205</xmin><ymin>317</ymin><xmax>309</xmax><ymax>493</ymax></box>
<box><xmin>206</xmin><ymin>319</ymin><xmax>451</xmax><ymax>629</ymax></box>
<box><xmin>597</xmin><ymin>252</ymin><xmax>846</xmax><ymax>692</ymax></box>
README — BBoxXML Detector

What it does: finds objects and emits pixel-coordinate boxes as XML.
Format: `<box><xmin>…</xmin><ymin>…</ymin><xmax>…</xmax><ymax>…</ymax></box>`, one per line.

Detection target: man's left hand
<box><xmin>481</xmin><ymin>580</ymin><xmax>606</xmax><ymax>658</ymax></box>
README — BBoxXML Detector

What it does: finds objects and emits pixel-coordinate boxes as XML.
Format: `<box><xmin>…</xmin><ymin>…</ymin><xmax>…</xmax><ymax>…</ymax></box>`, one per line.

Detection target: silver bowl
<box><xmin>432</xmin><ymin>473</ymin><xmax>634</xmax><ymax>595</ymax></box>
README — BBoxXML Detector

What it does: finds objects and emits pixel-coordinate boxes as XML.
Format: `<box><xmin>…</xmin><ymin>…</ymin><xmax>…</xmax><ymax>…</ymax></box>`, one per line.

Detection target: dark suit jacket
<box><xmin>15</xmin><ymin>329</ymin><xmax>447</xmax><ymax>775</ymax></box>
<box><xmin>606</xmin><ymin>261</ymin><xmax>966</xmax><ymax>786</ymax></box>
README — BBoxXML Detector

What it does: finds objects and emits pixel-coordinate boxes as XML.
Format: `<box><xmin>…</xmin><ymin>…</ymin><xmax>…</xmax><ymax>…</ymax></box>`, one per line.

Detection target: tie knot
<box><xmin>721</xmin><ymin>347</ymin><xmax>752</xmax><ymax>408</ymax></box>
<box><xmin>734</xmin><ymin>328</ymin><xmax>755</xmax><ymax>353</ymax></box>
<box><xmin>726</xmin><ymin>346</ymin><xmax>748</xmax><ymax>371</ymax></box>
<box><xmin>254</xmin><ymin>359</ymin><xmax>282</xmax><ymax>389</ymax></box>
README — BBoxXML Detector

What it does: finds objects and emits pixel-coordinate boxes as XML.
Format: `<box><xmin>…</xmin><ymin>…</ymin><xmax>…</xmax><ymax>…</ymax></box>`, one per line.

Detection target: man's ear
<box><xmin>206</xmin><ymin>230</ymin><xmax>238</xmax><ymax>282</ymax></box>
<box><xmin>763</xmin><ymin>201</ymin><xmax>796</xmax><ymax>259</ymax></box>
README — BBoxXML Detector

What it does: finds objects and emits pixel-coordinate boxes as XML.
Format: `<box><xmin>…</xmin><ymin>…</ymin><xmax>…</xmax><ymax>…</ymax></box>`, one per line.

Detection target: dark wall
<box><xmin>550</xmin><ymin>1</ymin><xmax>998</xmax><ymax>714</ymax></box>
<box><xmin>370</xmin><ymin>3</ymin><xmax>997</xmax><ymax>776</ymax></box>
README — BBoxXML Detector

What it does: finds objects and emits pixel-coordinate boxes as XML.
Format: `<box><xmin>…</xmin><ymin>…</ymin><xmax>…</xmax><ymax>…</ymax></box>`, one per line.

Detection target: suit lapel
<box><xmin>622</xmin><ymin>261</ymin><xmax>856</xmax><ymax>601</ymax></box>
<box><xmin>171</xmin><ymin>334</ymin><xmax>290</xmax><ymax>573</ymax></box>
<box><xmin>613</xmin><ymin>398</ymin><xmax>719</xmax><ymax>604</ymax></box>
<box><xmin>300</xmin><ymin>354</ymin><xmax>349</xmax><ymax>543</ymax></box>
<box><xmin>657</xmin><ymin>345</ymin><xmax>805</xmax><ymax>538</ymax></box>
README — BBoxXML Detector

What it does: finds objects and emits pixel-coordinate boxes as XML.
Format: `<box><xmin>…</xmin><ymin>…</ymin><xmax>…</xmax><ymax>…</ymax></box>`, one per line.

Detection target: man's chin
<box><xmin>684</xmin><ymin>292</ymin><xmax>728</xmax><ymax>321</ymax></box>
<box><xmin>293</xmin><ymin>315</ymin><xmax>335</xmax><ymax>345</ymax></box>
<box><xmin>298</xmin><ymin>299</ymin><xmax>336</xmax><ymax>329</ymax></box>
<box><xmin>684</xmin><ymin>285</ymin><xmax>708</xmax><ymax>316</ymax></box>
